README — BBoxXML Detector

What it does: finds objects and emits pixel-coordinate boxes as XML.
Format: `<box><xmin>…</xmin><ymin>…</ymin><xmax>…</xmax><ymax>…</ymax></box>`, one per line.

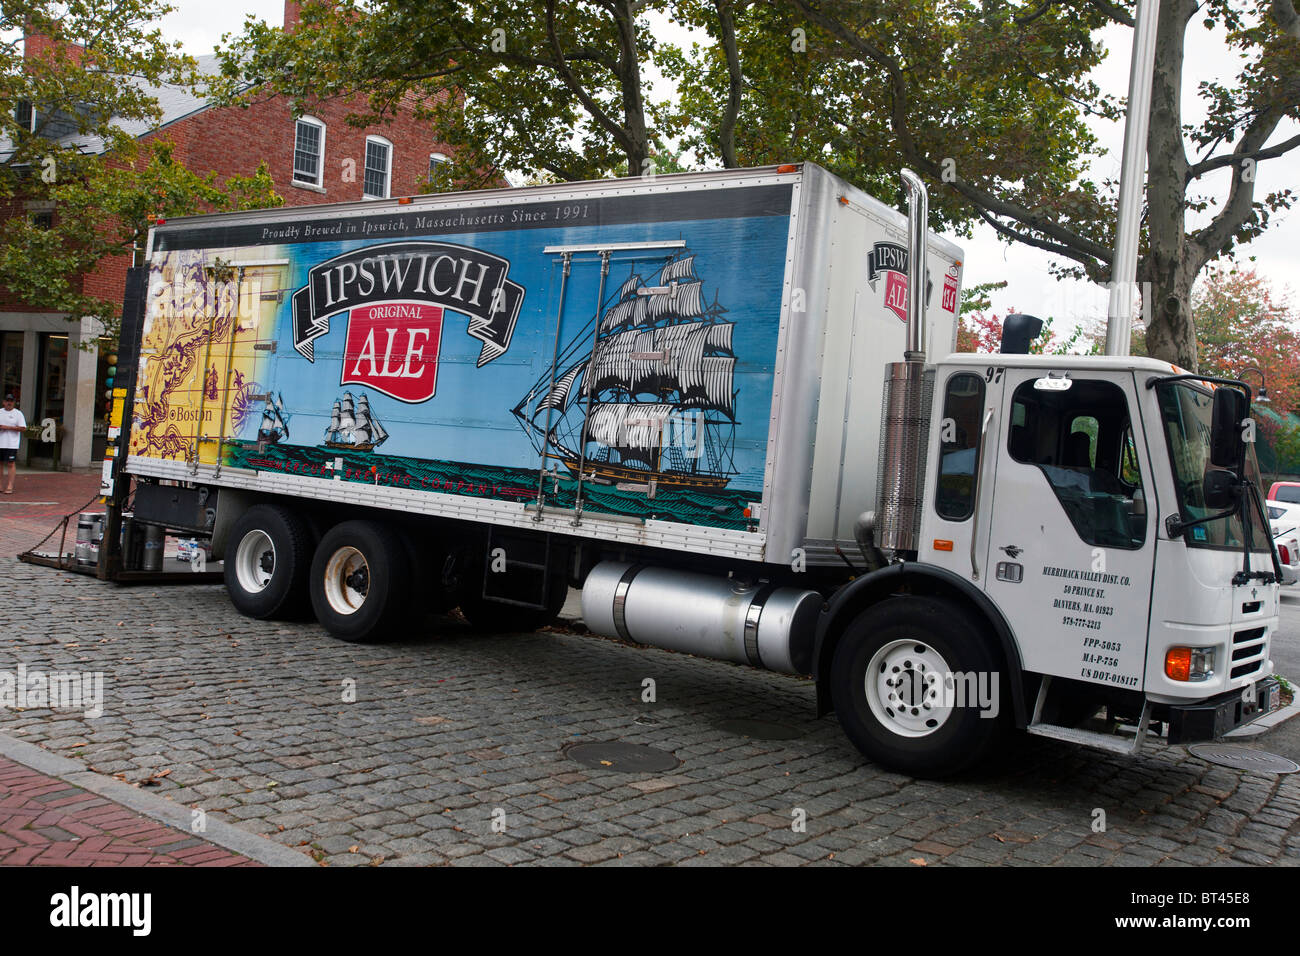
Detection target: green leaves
<box><xmin>0</xmin><ymin>1</ymin><xmax>282</xmax><ymax>339</ymax></box>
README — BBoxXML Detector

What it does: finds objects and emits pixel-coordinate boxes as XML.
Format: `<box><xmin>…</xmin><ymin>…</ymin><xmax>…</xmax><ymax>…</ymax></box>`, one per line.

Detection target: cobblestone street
<box><xmin>2</xmin><ymin>550</ymin><xmax>1299</xmax><ymax>867</ymax></box>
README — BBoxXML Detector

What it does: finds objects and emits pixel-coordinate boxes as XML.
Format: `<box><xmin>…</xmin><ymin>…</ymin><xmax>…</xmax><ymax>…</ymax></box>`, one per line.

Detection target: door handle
<box><xmin>970</xmin><ymin>407</ymin><xmax>994</xmax><ymax>581</ymax></box>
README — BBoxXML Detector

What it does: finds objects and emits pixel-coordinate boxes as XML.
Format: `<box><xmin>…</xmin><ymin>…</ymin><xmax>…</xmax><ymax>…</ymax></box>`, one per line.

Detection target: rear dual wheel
<box><xmin>224</xmin><ymin>504</ymin><xmax>313</xmax><ymax>619</ymax></box>
<box><xmin>310</xmin><ymin>520</ymin><xmax>411</xmax><ymax>643</ymax></box>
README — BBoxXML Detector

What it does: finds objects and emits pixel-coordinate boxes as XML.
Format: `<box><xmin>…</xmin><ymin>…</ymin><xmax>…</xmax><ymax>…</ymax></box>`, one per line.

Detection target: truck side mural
<box><xmin>129</xmin><ymin>185</ymin><xmax>793</xmax><ymax>532</ymax></box>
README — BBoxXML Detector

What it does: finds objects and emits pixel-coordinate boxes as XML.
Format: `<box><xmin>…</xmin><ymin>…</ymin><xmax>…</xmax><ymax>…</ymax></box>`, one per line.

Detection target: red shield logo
<box><xmin>884</xmin><ymin>272</ymin><xmax>909</xmax><ymax>323</ymax></box>
<box><xmin>341</xmin><ymin>302</ymin><xmax>444</xmax><ymax>403</ymax></box>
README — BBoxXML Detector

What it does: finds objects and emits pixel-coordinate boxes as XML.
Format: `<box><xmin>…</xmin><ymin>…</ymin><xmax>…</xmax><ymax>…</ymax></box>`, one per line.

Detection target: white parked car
<box><xmin>1268</xmin><ymin>501</ymin><xmax>1300</xmax><ymax>585</ymax></box>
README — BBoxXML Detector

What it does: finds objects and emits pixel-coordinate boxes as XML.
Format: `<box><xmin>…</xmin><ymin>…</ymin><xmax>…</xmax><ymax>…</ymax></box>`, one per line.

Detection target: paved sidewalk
<box><xmin>0</xmin><ymin>467</ymin><xmax>103</xmax><ymax>559</ymax></box>
<box><xmin>0</xmin><ymin>755</ymin><xmax>260</xmax><ymax>866</ymax></box>
<box><xmin>0</xmin><ymin>733</ymin><xmax>315</xmax><ymax>866</ymax></box>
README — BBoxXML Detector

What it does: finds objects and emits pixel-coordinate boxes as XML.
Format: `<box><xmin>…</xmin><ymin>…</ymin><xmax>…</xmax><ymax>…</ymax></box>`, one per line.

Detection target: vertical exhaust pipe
<box><xmin>901</xmin><ymin>168</ymin><xmax>928</xmax><ymax>361</ymax></box>
<box><xmin>877</xmin><ymin>169</ymin><xmax>933</xmax><ymax>555</ymax></box>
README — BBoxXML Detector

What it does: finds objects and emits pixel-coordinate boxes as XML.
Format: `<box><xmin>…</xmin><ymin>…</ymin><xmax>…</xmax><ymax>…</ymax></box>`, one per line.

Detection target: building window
<box><xmin>364</xmin><ymin>136</ymin><xmax>391</xmax><ymax>198</ymax></box>
<box><xmin>293</xmin><ymin>117</ymin><xmax>325</xmax><ymax>186</ymax></box>
<box><xmin>14</xmin><ymin>100</ymin><xmax>35</xmax><ymax>134</ymax></box>
<box><xmin>427</xmin><ymin>151</ymin><xmax>451</xmax><ymax>191</ymax></box>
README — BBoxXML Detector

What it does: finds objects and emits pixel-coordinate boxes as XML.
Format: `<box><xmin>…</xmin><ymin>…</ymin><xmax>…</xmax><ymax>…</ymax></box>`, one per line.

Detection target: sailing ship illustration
<box><xmin>513</xmin><ymin>251</ymin><xmax>738</xmax><ymax>490</ymax></box>
<box><xmin>323</xmin><ymin>391</ymin><xmax>389</xmax><ymax>451</ymax></box>
<box><xmin>257</xmin><ymin>392</ymin><xmax>290</xmax><ymax>443</ymax></box>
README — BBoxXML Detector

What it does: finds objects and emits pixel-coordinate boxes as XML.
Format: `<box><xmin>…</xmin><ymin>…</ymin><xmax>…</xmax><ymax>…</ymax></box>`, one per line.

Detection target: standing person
<box><xmin>0</xmin><ymin>393</ymin><xmax>25</xmax><ymax>494</ymax></box>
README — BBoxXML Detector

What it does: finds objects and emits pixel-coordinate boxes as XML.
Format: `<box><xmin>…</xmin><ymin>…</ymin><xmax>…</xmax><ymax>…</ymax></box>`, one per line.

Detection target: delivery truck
<box><xmin>105</xmin><ymin>162</ymin><xmax>1282</xmax><ymax>776</ymax></box>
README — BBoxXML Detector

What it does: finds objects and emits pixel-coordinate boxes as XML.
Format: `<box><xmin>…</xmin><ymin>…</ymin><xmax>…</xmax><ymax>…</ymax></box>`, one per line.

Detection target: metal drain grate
<box><xmin>1187</xmin><ymin>743</ymin><xmax>1299</xmax><ymax>774</ymax></box>
<box><xmin>564</xmin><ymin>741</ymin><xmax>680</xmax><ymax>773</ymax></box>
<box><xmin>715</xmin><ymin>718</ymin><xmax>804</xmax><ymax>741</ymax></box>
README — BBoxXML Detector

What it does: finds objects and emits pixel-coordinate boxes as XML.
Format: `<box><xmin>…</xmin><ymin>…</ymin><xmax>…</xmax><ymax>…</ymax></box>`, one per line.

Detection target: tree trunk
<box><xmin>612</xmin><ymin>0</ymin><xmax>650</xmax><ymax>175</ymax></box>
<box><xmin>715</xmin><ymin>0</ymin><xmax>742</xmax><ymax>168</ymax></box>
<box><xmin>1142</xmin><ymin>259</ymin><xmax>1199</xmax><ymax>368</ymax></box>
<box><xmin>1141</xmin><ymin>0</ymin><xmax>1199</xmax><ymax>370</ymax></box>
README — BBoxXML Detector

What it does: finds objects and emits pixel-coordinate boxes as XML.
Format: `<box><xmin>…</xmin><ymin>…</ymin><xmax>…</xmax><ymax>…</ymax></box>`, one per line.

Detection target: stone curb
<box><xmin>0</xmin><ymin>731</ymin><xmax>317</xmax><ymax>867</ymax></box>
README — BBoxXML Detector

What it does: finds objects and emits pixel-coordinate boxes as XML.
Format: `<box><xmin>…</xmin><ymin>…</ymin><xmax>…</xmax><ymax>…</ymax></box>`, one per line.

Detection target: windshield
<box><xmin>1155</xmin><ymin>382</ymin><xmax>1269</xmax><ymax>550</ymax></box>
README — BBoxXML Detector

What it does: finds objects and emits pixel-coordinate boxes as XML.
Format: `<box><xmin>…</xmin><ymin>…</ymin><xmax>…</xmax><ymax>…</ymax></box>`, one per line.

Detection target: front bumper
<box><xmin>1163</xmin><ymin>677</ymin><xmax>1282</xmax><ymax>745</ymax></box>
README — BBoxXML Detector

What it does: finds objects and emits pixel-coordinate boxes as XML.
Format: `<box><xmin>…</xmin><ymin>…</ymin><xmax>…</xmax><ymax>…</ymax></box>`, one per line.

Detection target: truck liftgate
<box><xmin>18</xmin><ymin>266</ymin><xmax>224</xmax><ymax>585</ymax></box>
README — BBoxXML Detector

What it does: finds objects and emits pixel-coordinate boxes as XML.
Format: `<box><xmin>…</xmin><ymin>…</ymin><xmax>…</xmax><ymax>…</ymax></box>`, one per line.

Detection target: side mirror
<box><xmin>1001</xmin><ymin>313</ymin><xmax>1044</xmax><ymax>355</ymax></box>
<box><xmin>1202</xmin><ymin>469</ymin><xmax>1239</xmax><ymax>510</ymax></box>
<box><xmin>1209</xmin><ymin>387</ymin><xmax>1247</xmax><ymax>470</ymax></box>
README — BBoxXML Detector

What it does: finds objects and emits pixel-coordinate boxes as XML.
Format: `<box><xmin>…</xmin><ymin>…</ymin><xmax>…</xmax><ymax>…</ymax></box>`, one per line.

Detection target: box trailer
<box><xmin>107</xmin><ymin>163</ymin><xmax>1282</xmax><ymax>776</ymax></box>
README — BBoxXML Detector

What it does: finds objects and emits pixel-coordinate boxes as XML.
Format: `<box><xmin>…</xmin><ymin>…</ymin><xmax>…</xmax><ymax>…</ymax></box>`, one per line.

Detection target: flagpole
<box><xmin>1105</xmin><ymin>0</ymin><xmax>1160</xmax><ymax>356</ymax></box>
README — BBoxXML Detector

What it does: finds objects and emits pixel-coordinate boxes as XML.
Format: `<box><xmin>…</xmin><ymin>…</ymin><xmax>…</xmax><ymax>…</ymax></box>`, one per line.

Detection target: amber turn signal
<box><xmin>933</xmin><ymin>539</ymin><xmax>954</xmax><ymax>552</ymax></box>
<box><xmin>1165</xmin><ymin>648</ymin><xmax>1192</xmax><ymax>682</ymax></box>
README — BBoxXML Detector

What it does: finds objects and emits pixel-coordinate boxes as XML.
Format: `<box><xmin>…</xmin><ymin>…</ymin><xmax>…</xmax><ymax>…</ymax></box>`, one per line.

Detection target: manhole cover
<box><xmin>564</xmin><ymin>741</ymin><xmax>680</xmax><ymax>773</ymax></box>
<box><xmin>716</xmin><ymin>718</ymin><xmax>804</xmax><ymax>741</ymax></box>
<box><xmin>1187</xmin><ymin>743</ymin><xmax>1299</xmax><ymax>774</ymax></box>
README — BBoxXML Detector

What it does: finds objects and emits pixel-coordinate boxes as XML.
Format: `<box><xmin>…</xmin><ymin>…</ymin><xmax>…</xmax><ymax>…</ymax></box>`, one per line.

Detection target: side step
<box><xmin>1026</xmin><ymin>676</ymin><xmax>1154</xmax><ymax>756</ymax></box>
<box><xmin>480</xmin><ymin>527</ymin><xmax>555</xmax><ymax>610</ymax></box>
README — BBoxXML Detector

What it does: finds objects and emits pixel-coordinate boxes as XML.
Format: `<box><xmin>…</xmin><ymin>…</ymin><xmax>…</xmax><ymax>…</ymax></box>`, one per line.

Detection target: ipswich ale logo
<box><xmin>291</xmin><ymin>241</ymin><xmax>525</xmax><ymax>403</ymax></box>
<box><xmin>867</xmin><ymin>241</ymin><xmax>932</xmax><ymax>323</ymax></box>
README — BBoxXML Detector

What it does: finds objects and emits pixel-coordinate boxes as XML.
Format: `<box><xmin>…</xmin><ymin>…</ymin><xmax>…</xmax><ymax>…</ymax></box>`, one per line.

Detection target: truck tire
<box><xmin>830</xmin><ymin>595</ymin><xmax>1007</xmax><ymax>778</ymax></box>
<box><xmin>310</xmin><ymin>520</ymin><xmax>410</xmax><ymax>643</ymax></box>
<box><xmin>398</xmin><ymin>527</ymin><xmax>457</xmax><ymax>615</ymax></box>
<box><xmin>224</xmin><ymin>504</ymin><xmax>313</xmax><ymax>620</ymax></box>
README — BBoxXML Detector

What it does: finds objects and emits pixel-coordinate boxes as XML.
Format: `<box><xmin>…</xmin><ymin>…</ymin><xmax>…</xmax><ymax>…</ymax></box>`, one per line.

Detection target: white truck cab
<box><xmin>816</xmin><ymin>351</ymin><xmax>1281</xmax><ymax>775</ymax></box>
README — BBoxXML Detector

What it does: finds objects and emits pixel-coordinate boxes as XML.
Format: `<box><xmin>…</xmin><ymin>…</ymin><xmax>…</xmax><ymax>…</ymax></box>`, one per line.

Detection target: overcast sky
<box><xmin>161</xmin><ymin>1</ymin><xmax>1298</xmax><ymax>337</ymax></box>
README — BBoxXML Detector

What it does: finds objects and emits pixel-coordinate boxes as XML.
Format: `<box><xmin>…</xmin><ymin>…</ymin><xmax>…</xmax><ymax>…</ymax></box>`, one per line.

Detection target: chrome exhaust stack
<box><xmin>901</xmin><ymin>168</ymin><xmax>928</xmax><ymax>361</ymax></box>
<box><xmin>876</xmin><ymin>169</ymin><xmax>934</xmax><ymax>555</ymax></box>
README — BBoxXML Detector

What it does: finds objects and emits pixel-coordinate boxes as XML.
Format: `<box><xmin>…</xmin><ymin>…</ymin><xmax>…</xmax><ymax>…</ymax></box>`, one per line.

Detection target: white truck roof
<box><xmin>941</xmin><ymin>352</ymin><xmax>1187</xmax><ymax>375</ymax></box>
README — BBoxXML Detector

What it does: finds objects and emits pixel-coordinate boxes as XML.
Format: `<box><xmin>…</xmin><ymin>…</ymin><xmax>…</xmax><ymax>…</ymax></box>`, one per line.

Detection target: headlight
<box><xmin>1165</xmin><ymin>646</ymin><xmax>1215</xmax><ymax>682</ymax></box>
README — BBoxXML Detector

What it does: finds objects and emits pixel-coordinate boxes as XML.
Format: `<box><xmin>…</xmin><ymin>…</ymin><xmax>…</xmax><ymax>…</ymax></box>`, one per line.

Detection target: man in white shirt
<box><xmin>0</xmin><ymin>393</ymin><xmax>26</xmax><ymax>494</ymax></box>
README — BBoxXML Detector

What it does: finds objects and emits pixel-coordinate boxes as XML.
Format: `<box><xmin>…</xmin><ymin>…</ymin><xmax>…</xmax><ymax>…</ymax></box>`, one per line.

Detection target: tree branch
<box><xmin>790</xmin><ymin>0</ymin><xmax>1113</xmax><ymax>272</ymax></box>
<box><xmin>1014</xmin><ymin>0</ymin><xmax>1134</xmax><ymax>27</ymax></box>
<box><xmin>1190</xmin><ymin>107</ymin><xmax>1284</xmax><ymax>270</ymax></box>
<box><xmin>1085</xmin><ymin>0</ymin><xmax>1136</xmax><ymax>28</ymax></box>
<box><xmin>1273</xmin><ymin>0</ymin><xmax>1300</xmax><ymax>39</ymax></box>
<box><xmin>1187</xmin><ymin>130</ymin><xmax>1300</xmax><ymax>181</ymax></box>
<box><xmin>544</xmin><ymin>0</ymin><xmax>633</xmax><ymax>155</ymax></box>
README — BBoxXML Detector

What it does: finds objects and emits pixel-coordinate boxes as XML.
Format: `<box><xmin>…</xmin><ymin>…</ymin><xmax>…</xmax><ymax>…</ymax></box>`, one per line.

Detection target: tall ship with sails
<box><xmin>257</xmin><ymin>392</ymin><xmax>290</xmax><ymax>443</ymax></box>
<box><xmin>323</xmin><ymin>392</ymin><xmax>389</xmax><ymax>452</ymax></box>
<box><xmin>513</xmin><ymin>251</ymin><xmax>739</xmax><ymax>491</ymax></box>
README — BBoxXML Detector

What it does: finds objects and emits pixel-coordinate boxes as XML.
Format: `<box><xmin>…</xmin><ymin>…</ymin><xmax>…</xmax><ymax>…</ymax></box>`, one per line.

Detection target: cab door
<box><xmin>977</xmin><ymin>368</ymin><xmax>1158</xmax><ymax>690</ymax></box>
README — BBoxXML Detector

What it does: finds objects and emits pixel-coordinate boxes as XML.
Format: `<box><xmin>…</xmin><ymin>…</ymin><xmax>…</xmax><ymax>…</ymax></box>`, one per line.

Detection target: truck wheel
<box><xmin>224</xmin><ymin>504</ymin><xmax>313</xmax><ymax>620</ymax></box>
<box><xmin>310</xmin><ymin>520</ymin><xmax>410</xmax><ymax>643</ymax></box>
<box><xmin>396</xmin><ymin>526</ymin><xmax>456</xmax><ymax>620</ymax></box>
<box><xmin>830</xmin><ymin>595</ymin><xmax>1007</xmax><ymax>778</ymax></box>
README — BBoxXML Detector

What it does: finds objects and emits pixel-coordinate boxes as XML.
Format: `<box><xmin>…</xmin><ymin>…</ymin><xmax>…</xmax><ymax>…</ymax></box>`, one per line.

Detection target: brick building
<box><xmin>0</xmin><ymin>2</ymin><xmax>461</xmax><ymax>468</ymax></box>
